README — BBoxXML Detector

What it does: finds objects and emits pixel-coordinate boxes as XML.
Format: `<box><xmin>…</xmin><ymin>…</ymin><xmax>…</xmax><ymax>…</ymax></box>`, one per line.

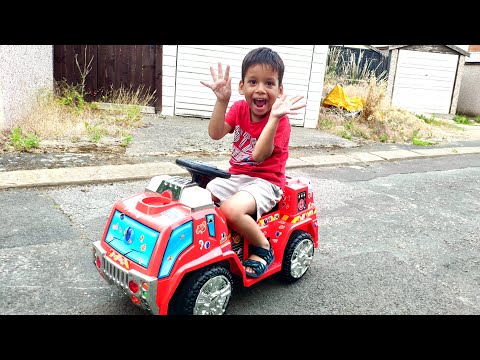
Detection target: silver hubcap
<box><xmin>194</xmin><ymin>275</ymin><xmax>232</xmax><ymax>315</ymax></box>
<box><xmin>290</xmin><ymin>239</ymin><xmax>314</xmax><ymax>278</ymax></box>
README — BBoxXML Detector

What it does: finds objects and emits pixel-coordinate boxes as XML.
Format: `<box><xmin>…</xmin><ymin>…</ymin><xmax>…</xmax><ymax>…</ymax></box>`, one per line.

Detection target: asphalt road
<box><xmin>0</xmin><ymin>154</ymin><xmax>479</xmax><ymax>315</ymax></box>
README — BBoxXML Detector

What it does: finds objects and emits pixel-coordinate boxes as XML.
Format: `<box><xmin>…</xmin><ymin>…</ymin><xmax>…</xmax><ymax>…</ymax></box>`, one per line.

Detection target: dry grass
<box><xmin>319</xmin><ymin>73</ymin><xmax>464</xmax><ymax>145</ymax></box>
<box><xmin>319</xmin><ymin>46</ymin><xmax>471</xmax><ymax>145</ymax></box>
<box><xmin>0</xmin><ymin>82</ymin><xmax>154</xmax><ymax>153</ymax></box>
<box><xmin>100</xmin><ymin>84</ymin><xmax>156</xmax><ymax>107</ymax></box>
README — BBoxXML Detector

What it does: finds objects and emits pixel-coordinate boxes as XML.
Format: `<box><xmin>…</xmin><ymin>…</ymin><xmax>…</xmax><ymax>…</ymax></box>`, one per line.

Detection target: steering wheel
<box><xmin>175</xmin><ymin>158</ymin><xmax>231</xmax><ymax>188</ymax></box>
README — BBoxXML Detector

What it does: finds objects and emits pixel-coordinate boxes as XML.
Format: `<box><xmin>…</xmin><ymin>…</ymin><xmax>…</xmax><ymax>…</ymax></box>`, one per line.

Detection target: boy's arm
<box><xmin>208</xmin><ymin>100</ymin><xmax>233</xmax><ymax>140</ymax></box>
<box><xmin>252</xmin><ymin>94</ymin><xmax>306</xmax><ymax>162</ymax></box>
<box><xmin>201</xmin><ymin>63</ymin><xmax>233</xmax><ymax>140</ymax></box>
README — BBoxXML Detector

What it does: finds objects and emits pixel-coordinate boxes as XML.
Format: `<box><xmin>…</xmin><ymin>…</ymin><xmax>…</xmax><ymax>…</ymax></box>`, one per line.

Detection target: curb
<box><xmin>1</xmin><ymin>146</ymin><xmax>479</xmax><ymax>190</ymax></box>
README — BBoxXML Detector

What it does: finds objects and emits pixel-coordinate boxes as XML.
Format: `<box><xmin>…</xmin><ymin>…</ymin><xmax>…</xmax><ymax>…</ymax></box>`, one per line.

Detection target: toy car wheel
<box><xmin>174</xmin><ymin>265</ymin><xmax>234</xmax><ymax>315</ymax></box>
<box><xmin>280</xmin><ymin>230</ymin><xmax>315</xmax><ymax>283</ymax></box>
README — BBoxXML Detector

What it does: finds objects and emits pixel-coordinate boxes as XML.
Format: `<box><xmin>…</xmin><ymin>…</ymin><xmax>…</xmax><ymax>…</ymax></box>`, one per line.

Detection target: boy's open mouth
<box><xmin>253</xmin><ymin>99</ymin><xmax>267</xmax><ymax>109</ymax></box>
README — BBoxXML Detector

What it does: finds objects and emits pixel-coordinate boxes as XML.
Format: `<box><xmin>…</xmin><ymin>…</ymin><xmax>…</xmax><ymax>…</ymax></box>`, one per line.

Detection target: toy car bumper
<box><xmin>92</xmin><ymin>241</ymin><xmax>160</xmax><ymax>315</ymax></box>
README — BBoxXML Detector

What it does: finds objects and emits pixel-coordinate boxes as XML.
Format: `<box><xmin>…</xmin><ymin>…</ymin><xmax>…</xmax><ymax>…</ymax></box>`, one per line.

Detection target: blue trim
<box><xmin>159</xmin><ymin>221</ymin><xmax>193</xmax><ymax>278</ymax></box>
<box><xmin>206</xmin><ymin>214</ymin><xmax>215</xmax><ymax>237</ymax></box>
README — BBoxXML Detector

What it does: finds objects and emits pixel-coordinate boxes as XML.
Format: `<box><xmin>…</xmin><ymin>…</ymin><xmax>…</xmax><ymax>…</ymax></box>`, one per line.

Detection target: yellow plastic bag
<box><xmin>322</xmin><ymin>84</ymin><xmax>365</xmax><ymax>112</ymax></box>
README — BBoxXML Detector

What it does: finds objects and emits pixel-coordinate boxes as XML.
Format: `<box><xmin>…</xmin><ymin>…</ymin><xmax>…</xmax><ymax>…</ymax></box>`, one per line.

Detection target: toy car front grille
<box><xmin>103</xmin><ymin>257</ymin><xmax>129</xmax><ymax>290</ymax></box>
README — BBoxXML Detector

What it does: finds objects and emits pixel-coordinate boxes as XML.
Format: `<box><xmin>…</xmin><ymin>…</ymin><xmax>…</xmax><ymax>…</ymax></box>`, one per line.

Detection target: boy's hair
<box><xmin>241</xmin><ymin>47</ymin><xmax>285</xmax><ymax>86</ymax></box>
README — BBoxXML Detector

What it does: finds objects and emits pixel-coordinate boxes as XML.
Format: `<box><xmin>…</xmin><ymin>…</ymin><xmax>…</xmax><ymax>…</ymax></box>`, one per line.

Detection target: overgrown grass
<box><xmin>318</xmin><ymin>78</ymin><xmax>462</xmax><ymax>145</ymax></box>
<box><xmin>324</xmin><ymin>47</ymin><xmax>387</xmax><ymax>87</ymax></box>
<box><xmin>100</xmin><ymin>84</ymin><xmax>156</xmax><ymax>107</ymax></box>
<box><xmin>0</xmin><ymin>81</ymin><xmax>155</xmax><ymax>153</ymax></box>
<box><xmin>318</xmin><ymin>48</ymin><xmax>471</xmax><ymax>146</ymax></box>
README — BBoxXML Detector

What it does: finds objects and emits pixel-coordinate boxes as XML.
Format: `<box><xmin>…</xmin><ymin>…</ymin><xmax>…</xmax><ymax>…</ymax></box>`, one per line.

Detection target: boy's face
<box><xmin>239</xmin><ymin>64</ymin><xmax>283</xmax><ymax>122</ymax></box>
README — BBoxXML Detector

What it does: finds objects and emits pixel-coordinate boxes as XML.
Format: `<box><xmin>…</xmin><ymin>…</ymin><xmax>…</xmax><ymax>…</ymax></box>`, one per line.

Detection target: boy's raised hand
<box><xmin>200</xmin><ymin>63</ymin><xmax>232</xmax><ymax>103</ymax></box>
<box><xmin>270</xmin><ymin>94</ymin><xmax>306</xmax><ymax>120</ymax></box>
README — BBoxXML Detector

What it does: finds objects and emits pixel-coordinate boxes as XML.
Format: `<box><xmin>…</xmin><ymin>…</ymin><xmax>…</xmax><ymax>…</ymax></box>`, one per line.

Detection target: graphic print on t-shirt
<box><xmin>231</xmin><ymin>125</ymin><xmax>259</xmax><ymax>166</ymax></box>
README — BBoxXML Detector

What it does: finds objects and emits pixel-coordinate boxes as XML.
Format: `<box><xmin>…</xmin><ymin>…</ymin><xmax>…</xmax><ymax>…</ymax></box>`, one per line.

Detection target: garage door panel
<box><xmin>179</xmin><ymin>45</ymin><xmax>315</xmax><ymax>62</ymax></box>
<box><xmin>177</xmin><ymin>58</ymin><xmax>313</xmax><ymax>79</ymax></box>
<box><xmin>397</xmin><ymin>50</ymin><xmax>458</xmax><ymax>66</ymax></box>
<box><xmin>175</xmin><ymin>45</ymin><xmax>310</xmax><ymax>125</ymax></box>
<box><xmin>392</xmin><ymin>49</ymin><xmax>458</xmax><ymax>114</ymax></box>
<box><xmin>395</xmin><ymin>68</ymin><xmax>456</xmax><ymax>81</ymax></box>
<box><xmin>393</xmin><ymin>80</ymin><xmax>456</xmax><ymax>90</ymax></box>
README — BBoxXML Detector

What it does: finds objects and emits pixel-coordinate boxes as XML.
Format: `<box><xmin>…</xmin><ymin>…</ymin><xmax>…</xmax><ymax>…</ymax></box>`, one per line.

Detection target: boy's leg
<box><xmin>207</xmin><ymin>174</ymin><xmax>281</xmax><ymax>276</ymax></box>
<box><xmin>220</xmin><ymin>191</ymin><xmax>270</xmax><ymax>276</ymax></box>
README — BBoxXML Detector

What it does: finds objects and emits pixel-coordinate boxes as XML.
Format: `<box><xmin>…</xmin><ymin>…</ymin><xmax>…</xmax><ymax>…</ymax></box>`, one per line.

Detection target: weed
<box><xmin>318</xmin><ymin>66</ymin><xmax>466</xmax><ymax>145</ymax></box>
<box><xmin>121</xmin><ymin>135</ymin><xmax>133</xmax><ymax>147</ymax></box>
<box><xmin>412</xmin><ymin>138</ymin><xmax>436</xmax><ymax>146</ymax></box>
<box><xmin>453</xmin><ymin>115</ymin><xmax>470</xmax><ymax>124</ymax></box>
<box><xmin>340</xmin><ymin>130</ymin><xmax>352</xmax><ymax>140</ymax></box>
<box><xmin>317</xmin><ymin>118</ymin><xmax>335</xmax><ymax>130</ymax></box>
<box><xmin>126</xmin><ymin>105</ymin><xmax>142</xmax><ymax>122</ymax></box>
<box><xmin>379</xmin><ymin>134</ymin><xmax>388</xmax><ymax>143</ymax></box>
<box><xmin>410</xmin><ymin>128</ymin><xmax>437</xmax><ymax>146</ymax></box>
<box><xmin>325</xmin><ymin>47</ymin><xmax>387</xmax><ymax>87</ymax></box>
<box><xmin>84</xmin><ymin>122</ymin><xmax>107</xmax><ymax>143</ymax></box>
<box><xmin>9</xmin><ymin>128</ymin><xmax>40</xmax><ymax>151</ymax></box>
<box><xmin>100</xmin><ymin>84</ymin><xmax>156</xmax><ymax>107</ymax></box>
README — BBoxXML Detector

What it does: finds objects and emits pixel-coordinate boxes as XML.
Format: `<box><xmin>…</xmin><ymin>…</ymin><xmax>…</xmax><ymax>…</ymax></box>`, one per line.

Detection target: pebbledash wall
<box><xmin>456</xmin><ymin>45</ymin><xmax>480</xmax><ymax>117</ymax></box>
<box><xmin>161</xmin><ymin>45</ymin><xmax>329</xmax><ymax>128</ymax></box>
<box><xmin>0</xmin><ymin>45</ymin><xmax>54</xmax><ymax>127</ymax></box>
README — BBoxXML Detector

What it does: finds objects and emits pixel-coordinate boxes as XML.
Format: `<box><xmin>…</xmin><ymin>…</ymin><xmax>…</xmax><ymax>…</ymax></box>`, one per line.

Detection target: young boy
<box><xmin>200</xmin><ymin>47</ymin><xmax>306</xmax><ymax>277</ymax></box>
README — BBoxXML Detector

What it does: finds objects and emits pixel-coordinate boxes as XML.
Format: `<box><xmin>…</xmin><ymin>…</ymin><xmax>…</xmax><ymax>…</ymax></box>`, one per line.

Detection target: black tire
<box><xmin>172</xmin><ymin>265</ymin><xmax>234</xmax><ymax>315</ymax></box>
<box><xmin>280</xmin><ymin>230</ymin><xmax>315</xmax><ymax>284</ymax></box>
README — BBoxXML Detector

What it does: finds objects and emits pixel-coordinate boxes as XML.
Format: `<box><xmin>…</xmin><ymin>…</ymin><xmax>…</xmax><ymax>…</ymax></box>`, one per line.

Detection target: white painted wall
<box><xmin>162</xmin><ymin>45</ymin><xmax>328</xmax><ymax>128</ymax></box>
<box><xmin>161</xmin><ymin>45</ymin><xmax>178</xmax><ymax>117</ymax></box>
<box><xmin>391</xmin><ymin>49</ymin><xmax>458</xmax><ymax>114</ymax></box>
<box><xmin>0</xmin><ymin>45</ymin><xmax>54</xmax><ymax>127</ymax></box>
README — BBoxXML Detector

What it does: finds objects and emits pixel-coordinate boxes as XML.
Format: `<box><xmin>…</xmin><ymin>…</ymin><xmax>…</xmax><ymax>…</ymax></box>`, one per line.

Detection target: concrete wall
<box><xmin>0</xmin><ymin>45</ymin><xmax>54</xmax><ymax>127</ymax></box>
<box><xmin>456</xmin><ymin>63</ymin><xmax>480</xmax><ymax>117</ymax></box>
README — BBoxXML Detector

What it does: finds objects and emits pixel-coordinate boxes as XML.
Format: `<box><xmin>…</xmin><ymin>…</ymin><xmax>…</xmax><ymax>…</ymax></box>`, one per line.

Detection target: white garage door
<box><xmin>174</xmin><ymin>45</ymin><xmax>314</xmax><ymax>126</ymax></box>
<box><xmin>391</xmin><ymin>49</ymin><xmax>458</xmax><ymax>114</ymax></box>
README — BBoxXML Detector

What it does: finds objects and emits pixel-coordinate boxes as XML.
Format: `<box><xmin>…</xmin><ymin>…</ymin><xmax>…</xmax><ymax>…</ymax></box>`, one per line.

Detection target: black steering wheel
<box><xmin>175</xmin><ymin>158</ymin><xmax>231</xmax><ymax>188</ymax></box>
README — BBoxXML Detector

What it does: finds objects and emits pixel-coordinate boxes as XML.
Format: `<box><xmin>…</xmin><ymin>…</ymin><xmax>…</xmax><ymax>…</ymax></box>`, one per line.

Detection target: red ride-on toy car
<box><xmin>92</xmin><ymin>158</ymin><xmax>319</xmax><ymax>315</ymax></box>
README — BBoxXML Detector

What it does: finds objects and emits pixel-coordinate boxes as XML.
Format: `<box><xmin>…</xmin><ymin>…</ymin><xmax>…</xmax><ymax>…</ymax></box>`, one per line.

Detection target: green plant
<box><xmin>57</xmin><ymin>82</ymin><xmax>86</xmax><ymax>109</ymax></box>
<box><xmin>317</xmin><ymin>118</ymin><xmax>335</xmax><ymax>129</ymax></box>
<box><xmin>56</xmin><ymin>48</ymin><xmax>94</xmax><ymax>113</ymax></box>
<box><xmin>84</xmin><ymin>122</ymin><xmax>106</xmax><ymax>143</ymax></box>
<box><xmin>75</xmin><ymin>47</ymin><xmax>94</xmax><ymax>99</ymax></box>
<box><xmin>340</xmin><ymin>130</ymin><xmax>352</xmax><ymax>140</ymax></box>
<box><xmin>344</xmin><ymin>121</ymin><xmax>354</xmax><ymax>131</ymax></box>
<box><xmin>9</xmin><ymin>128</ymin><xmax>40</xmax><ymax>151</ymax></box>
<box><xmin>121</xmin><ymin>135</ymin><xmax>133</xmax><ymax>147</ymax></box>
<box><xmin>474</xmin><ymin>116</ymin><xmax>480</xmax><ymax>124</ymax></box>
<box><xmin>453</xmin><ymin>114</ymin><xmax>470</xmax><ymax>124</ymax></box>
<box><xmin>410</xmin><ymin>128</ymin><xmax>436</xmax><ymax>146</ymax></box>
<box><xmin>126</xmin><ymin>105</ymin><xmax>141</xmax><ymax>122</ymax></box>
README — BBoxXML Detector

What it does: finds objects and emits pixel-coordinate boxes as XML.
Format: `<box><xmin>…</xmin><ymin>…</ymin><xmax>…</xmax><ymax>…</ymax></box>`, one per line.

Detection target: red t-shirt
<box><xmin>224</xmin><ymin>100</ymin><xmax>291</xmax><ymax>189</ymax></box>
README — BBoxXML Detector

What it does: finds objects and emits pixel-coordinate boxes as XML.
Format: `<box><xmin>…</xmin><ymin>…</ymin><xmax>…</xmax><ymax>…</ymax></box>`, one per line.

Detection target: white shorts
<box><xmin>206</xmin><ymin>174</ymin><xmax>283</xmax><ymax>220</ymax></box>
